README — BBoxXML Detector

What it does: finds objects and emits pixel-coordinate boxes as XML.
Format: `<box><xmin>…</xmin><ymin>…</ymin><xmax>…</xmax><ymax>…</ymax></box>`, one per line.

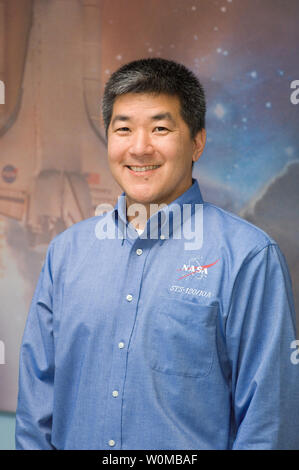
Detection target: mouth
<box><xmin>126</xmin><ymin>164</ymin><xmax>161</xmax><ymax>174</ymax></box>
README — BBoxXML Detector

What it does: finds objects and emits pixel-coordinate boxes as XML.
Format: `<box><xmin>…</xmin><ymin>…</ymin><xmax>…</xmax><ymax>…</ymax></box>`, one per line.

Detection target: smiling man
<box><xmin>107</xmin><ymin>92</ymin><xmax>205</xmax><ymax>223</ymax></box>
<box><xmin>15</xmin><ymin>58</ymin><xmax>299</xmax><ymax>450</ymax></box>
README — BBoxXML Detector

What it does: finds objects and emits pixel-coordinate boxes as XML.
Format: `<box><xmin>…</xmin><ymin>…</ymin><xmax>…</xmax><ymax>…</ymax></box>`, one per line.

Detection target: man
<box><xmin>15</xmin><ymin>58</ymin><xmax>299</xmax><ymax>450</ymax></box>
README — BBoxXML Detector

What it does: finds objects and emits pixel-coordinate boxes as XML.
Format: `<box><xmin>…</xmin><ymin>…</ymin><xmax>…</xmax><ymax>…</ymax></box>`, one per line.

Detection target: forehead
<box><xmin>111</xmin><ymin>92</ymin><xmax>181</xmax><ymax>118</ymax></box>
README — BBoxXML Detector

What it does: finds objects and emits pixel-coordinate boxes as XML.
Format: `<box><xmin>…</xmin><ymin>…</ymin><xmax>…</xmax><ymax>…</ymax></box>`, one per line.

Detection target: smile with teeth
<box><xmin>128</xmin><ymin>165</ymin><xmax>160</xmax><ymax>172</ymax></box>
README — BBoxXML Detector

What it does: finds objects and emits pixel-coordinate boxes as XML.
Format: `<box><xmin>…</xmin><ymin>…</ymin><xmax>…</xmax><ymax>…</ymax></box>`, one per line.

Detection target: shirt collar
<box><xmin>113</xmin><ymin>178</ymin><xmax>204</xmax><ymax>245</ymax></box>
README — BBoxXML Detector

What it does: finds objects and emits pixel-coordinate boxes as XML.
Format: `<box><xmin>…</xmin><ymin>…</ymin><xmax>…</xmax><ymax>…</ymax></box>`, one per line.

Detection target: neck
<box><xmin>126</xmin><ymin>202</ymin><xmax>159</xmax><ymax>231</ymax></box>
<box><xmin>125</xmin><ymin>178</ymin><xmax>194</xmax><ymax>230</ymax></box>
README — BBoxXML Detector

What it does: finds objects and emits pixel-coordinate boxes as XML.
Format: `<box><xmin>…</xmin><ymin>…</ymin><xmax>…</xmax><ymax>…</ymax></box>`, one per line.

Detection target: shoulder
<box><xmin>51</xmin><ymin>215</ymin><xmax>102</xmax><ymax>246</ymax></box>
<box><xmin>45</xmin><ymin>214</ymin><xmax>110</xmax><ymax>268</ymax></box>
<box><xmin>202</xmin><ymin>201</ymin><xmax>277</xmax><ymax>261</ymax></box>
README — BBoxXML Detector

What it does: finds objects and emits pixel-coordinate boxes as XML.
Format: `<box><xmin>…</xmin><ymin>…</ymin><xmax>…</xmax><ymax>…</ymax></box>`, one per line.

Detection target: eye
<box><xmin>154</xmin><ymin>126</ymin><xmax>169</xmax><ymax>133</ymax></box>
<box><xmin>115</xmin><ymin>127</ymin><xmax>130</xmax><ymax>133</ymax></box>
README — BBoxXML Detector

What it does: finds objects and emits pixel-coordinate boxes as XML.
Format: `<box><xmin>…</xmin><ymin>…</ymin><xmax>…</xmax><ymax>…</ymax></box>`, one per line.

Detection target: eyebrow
<box><xmin>150</xmin><ymin>112</ymin><xmax>176</xmax><ymax>125</ymax></box>
<box><xmin>111</xmin><ymin>112</ymin><xmax>176</xmax><ymax>127</ymax></box>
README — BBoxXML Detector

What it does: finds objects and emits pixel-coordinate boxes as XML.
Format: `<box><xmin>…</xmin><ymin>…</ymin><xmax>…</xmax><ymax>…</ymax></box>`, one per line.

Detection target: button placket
<box><xmin>103</xmin><ymin>241</ymin><xmax>151</xmax><ymax>450</ymax></box>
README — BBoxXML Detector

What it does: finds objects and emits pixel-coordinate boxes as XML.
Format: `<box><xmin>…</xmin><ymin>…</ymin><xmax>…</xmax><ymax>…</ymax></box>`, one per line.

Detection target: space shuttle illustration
<box><xmin>0</xmin><ymin>0</ymin><xmax>120</xmax><ymax>246</ymax></box>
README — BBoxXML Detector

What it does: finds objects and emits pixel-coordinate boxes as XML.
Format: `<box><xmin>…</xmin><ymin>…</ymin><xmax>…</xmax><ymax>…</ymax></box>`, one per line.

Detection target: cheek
<box><xmin>107</xmin><ymin>141</ymin><xmax>123</xmax><ymax>163</ymax></box>
<box><xmin>157</xmin><ymin>139</ymin><xmax>181</xmax><ymax>160</ymax></box>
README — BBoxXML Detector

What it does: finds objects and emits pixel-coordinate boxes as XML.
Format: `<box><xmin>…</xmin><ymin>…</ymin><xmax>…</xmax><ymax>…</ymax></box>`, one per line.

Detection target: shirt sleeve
<box><xmin>15</xmin><ymin>242</ymin><xmax>56</xmax><ymax>450</ymax></box>
<box><xmin>225</xmin><ymin>243</ymin><xmax>299</xmax><ymax>449</ymax></box>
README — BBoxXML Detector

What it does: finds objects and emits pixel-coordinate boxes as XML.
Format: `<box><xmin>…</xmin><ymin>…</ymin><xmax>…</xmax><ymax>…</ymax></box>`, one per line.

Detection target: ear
<box><xmin>192</xmin><ymin>129</ymin><xmax>206</xmax><ymax>163</ymax></box>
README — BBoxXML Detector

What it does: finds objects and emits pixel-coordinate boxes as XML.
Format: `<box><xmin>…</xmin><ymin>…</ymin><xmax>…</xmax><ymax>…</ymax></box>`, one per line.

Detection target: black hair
<box><xmin>102</xmin><ymin>58</ymin><xmax>206</xmax><ymax>169</ymax></box>
<box><xmin>102</xmin><ymin>57</ymin><xmax>206</xmax><ymax>140</ymax></box>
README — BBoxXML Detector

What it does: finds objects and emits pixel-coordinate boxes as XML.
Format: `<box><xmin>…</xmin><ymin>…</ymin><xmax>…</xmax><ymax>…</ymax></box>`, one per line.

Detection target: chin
<box><xmin>126</xmin><ymin>189</ymin><xmax>157</xmax><ymax>204</ymax></box>
<box><xmin>127</xmin><ymin>195</ymin><xmax>154</xmax><ymax>206</ymax></box>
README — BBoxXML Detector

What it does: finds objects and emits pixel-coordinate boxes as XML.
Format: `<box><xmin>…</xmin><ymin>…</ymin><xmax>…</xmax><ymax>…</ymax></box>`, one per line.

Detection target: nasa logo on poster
<box><xmin>2</xmin><ymin>165</ymin><xmax>18</xmax><ymax>183</ymax></box>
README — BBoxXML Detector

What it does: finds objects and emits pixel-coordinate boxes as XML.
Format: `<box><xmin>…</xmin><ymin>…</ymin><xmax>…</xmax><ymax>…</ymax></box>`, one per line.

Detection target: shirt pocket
<box><xmin>149</xmin><ymin>297</ymin><xmax>217</xmax><ymax>378</ymax></box>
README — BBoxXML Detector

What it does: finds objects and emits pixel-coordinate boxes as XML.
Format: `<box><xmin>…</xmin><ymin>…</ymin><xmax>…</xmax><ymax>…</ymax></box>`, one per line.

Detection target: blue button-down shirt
<box><xmin>15</xmin><ymin>179</ymin><xmax>299</xmax><ymax>450</ymax></box>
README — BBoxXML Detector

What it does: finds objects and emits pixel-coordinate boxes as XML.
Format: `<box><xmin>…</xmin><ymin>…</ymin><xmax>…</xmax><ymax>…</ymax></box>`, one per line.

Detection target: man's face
<box><xmin>107</xmin><ymin>92</ymin><xmax>206</xmax><ymax>210</ymax></box>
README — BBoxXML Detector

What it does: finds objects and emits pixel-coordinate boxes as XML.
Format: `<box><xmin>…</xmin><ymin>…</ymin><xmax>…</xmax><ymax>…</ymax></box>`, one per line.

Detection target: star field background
<box><xmin>100</xmin><ymin>0</ymin><xmax>299</xmax><ymax>210</ymax></box>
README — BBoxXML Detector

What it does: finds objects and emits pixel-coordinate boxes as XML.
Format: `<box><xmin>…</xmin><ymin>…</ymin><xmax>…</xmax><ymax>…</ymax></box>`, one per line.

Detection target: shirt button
<box><xmin>118</xmin><ymin>342</ymin><xmax>125</xmax><ymax>349</ymax></box>
<box><xmin>108</xmin><ymin>440</ymin><xmax>115</xmax><ymax>447</ymax></box>
<box><xmin>112</xmin><ymin>390</ymin><xmax>119</xmax><ymax>397</ymax></box>
<box><xmin>136</xmin><ymin>248</ymin><xmax>143</xmax><ymax>255</ymax></box>
<box><xmin>126</xmin><ymin>294</ymin><xmax>133</xmax><ymax>302</ymax></box>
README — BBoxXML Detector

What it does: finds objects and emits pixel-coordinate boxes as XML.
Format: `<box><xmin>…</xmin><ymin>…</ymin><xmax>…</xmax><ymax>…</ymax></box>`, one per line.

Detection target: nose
<box><xmin>128</xmin><ymin>129</ymin><xmax>154</xmax><ymax>157</ymax></box>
